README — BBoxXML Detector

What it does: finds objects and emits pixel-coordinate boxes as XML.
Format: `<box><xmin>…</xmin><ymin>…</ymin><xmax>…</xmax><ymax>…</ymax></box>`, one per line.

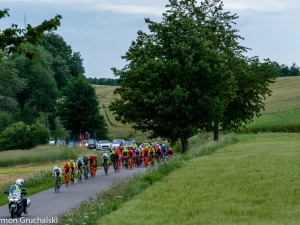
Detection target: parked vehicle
<box><xmin>49</xmin><ymin>139</ymin><xmax>55</xmax><ymax>145</ymax></box>
<box><xmin>87</xmin><ymin>139</ymin><xmax>97</xmax><ymax>149</ymax></box>
<box><xmin>109</xmin><ymin>139</ymin><xmax>125</xmax><ymax>151</ymax></box>
<box><xmin>56</xmin><ymin>139</ymin><xmax>66</xmax><ymax>146</ymax></box>
<box><xmin>68</xmin><ymin>140</ymin><xmax>77</xmax><ymax>148</ymax></box>
<box><xmin>97</xmin><ymin>140</ymin><xmax>110</xmax><ymax>150</ymax></box>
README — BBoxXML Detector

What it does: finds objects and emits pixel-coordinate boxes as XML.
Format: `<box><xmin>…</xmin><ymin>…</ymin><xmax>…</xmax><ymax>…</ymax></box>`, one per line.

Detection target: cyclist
<box><xmin>82</xmin><ymin>155</ymin><xmax>89</xmax><ymax>180</ymax></box>
<box><xmin>52</xmin><ymin>166</ymin><xmax>62</xmax><ymax>188</ymax></box>
<box><xmin>161</xmin><ymin>144</ymin><xmax>167</xmax><ymax>162</ymax></box>
<box><xmin>166</xmin><ymin>147</ymin><xmax>174</xmax><ymax>160</ymax></box>
<box><xmin>63</xmin><ymin>163</ymin><xmax>71</xmax><ymax>186</ymax></box>
<box><xmin>69</xmin><ymin>159</ymin><xmax>76</xmax><ymax>184</ymax></box>
<box><xmin>111</xmin><ymin>150</ymin><xmax>119</xmax><ymax>172</ymax></box>
<box><xmin>149</xmin><ymin>145</ymin><xmax>156</xmax><ymax>166</ymax></box>
<box><xmin>89</xmin><ymin>155</ymin><xmax>97</xmax><ymax>177</ymax></box>
<box><xmin>155</xmin><ymin>144</ymin><xmax>162</xmax><ymax>163</ymax></box>
<box><xmin>142</xmin><ymin>145</ymin><xmax>150</xmax><ymax>167</ymax></box>
<box><xmin>122</xmin><ymin>147</ymin><xmax>129</xmax><ymax>169</ymax></box>
<box><xmin>102</xmin><ymin>152</ymin><xmax>109</xmax><ymax>175</ymax></box>
<box><xmin>115</xmin><ymin>147</ymin><xmax>122</xmax><ymax>170</ymax></box>
<box><xmin>127</xmin><ymin>146</ymin><xmax>134</xmax><ymax>169</ymax></box>
<box><xmin>76</xmin><ymin>157</ymin><xmax>83</xmax><ymax>182</ymax></box>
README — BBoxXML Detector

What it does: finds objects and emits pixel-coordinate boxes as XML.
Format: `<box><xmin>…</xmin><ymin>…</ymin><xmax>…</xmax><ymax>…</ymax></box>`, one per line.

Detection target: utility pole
<box><xmin>24</xmin><ymin>13</ymin><xmax>27</xmax><ymax>30</ymax></box>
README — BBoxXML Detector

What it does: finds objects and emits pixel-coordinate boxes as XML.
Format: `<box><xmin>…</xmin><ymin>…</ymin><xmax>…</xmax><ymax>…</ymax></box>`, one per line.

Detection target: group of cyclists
<box><xmin>110</xmin><ymin>142</ymin><xmax>174</xmax><ymax>172</ymax></box>
<box><xmin>51</xmin><ymin>142</ymin><xmax>174</xmax><ymax>190</ymax></box>
<box><xmin>52</xmin><ymin>154</ymin><xmax>99</xmax><ymax>189</ymax></box>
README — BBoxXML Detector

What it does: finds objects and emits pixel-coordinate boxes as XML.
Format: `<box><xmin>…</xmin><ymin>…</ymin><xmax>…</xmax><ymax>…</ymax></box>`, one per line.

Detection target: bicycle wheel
<box><xmin>70</xmin><ymin>172</ymin><xmax>75</xmax><ymax>185</ymax></box>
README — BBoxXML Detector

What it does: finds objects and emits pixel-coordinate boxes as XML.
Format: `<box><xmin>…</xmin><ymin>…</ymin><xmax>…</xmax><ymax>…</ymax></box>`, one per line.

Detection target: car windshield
<box><xmin>87</xmin><ymin>139</ymin><xmax>95</xmax><ymax>143</ymax></box>
<box><xmin>100</xmin><ymin>140</ymin><xmax>109</xmax><ymax>143</ymax></box>
<box><xmin>125</xmin><ymin>141</ymin><xmax>133</xmax><ymax>145</ymax></box>
<box><xmin>112</xmin><ymin>140</ymin><xmax>122</xmax><ymax>144</ymax></box>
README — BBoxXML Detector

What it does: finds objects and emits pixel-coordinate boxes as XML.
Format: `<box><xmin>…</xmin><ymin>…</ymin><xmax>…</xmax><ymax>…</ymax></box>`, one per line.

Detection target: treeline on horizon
<box><xmin>87</xmin><ymin>77</ymin><xmax>118</xmax><ymax>86</ymax></box>
<box><xmin>87</xmin><ymin>62</ymin><xmax>300</xmax><ymax>86</ymax></box>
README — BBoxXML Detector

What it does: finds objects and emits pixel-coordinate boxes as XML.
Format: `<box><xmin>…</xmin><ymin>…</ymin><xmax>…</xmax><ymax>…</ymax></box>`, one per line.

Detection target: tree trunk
<box><xmin>180</xmin><ymin>137</ymin><xmax>189</xmax><ymax>154</ymax></box>
<box><xmin>213</xmin><ymin>119</ymin><xmax>219</xmax><ymax>141</ymax></box>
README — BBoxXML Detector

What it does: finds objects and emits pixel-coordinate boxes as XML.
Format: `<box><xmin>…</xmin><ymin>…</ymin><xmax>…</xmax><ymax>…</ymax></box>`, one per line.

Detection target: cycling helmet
<box><xmin>69</xmin><ymin>160</ymin><xmax>74</xmax><ymax>163</ymax></box>
<box><xmin>53</xmin><ymin>166</ymin><xmax>59</xmax><ymax>170</ymax></box>
<box><xmin>16</xmin><ymin>178</ymin><xmax>24</xmax><ymax>186</ymax></box>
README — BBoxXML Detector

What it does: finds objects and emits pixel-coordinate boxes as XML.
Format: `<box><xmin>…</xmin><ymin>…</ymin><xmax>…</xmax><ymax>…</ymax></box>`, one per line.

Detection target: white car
<box><xmin>109</xmin><ymin>139</ymin><xmax>125</xmax><ymax>151</ymax></box>
<box><xmin>97</xmin><ymin>140</ymin><xmax>111</xmax><ymax>150</ymax></box>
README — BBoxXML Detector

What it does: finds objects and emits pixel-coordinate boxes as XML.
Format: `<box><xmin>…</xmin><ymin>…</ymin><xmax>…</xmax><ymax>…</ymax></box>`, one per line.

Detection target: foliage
<box><xmin>57</xmin><ymin>76</ymin><xmax>108</xmax><ymax>139</ymax></box>
<box><xmin>271</xmin><ymin>61</ymin><xmax>300</xmax><ymax>77</ymax></box>
<box><xmin>0</xmin><ymin>121</ymin><xmax>50</xmax><ymax>150</ymax></box>
<box><xmin>12</xmin><ymin>44</ymin><xmax>58</xmax><ymax>115</ymax></box>
<box><xmin>0</xmin><ymin>9</ymin><xmax>61</xmax><ymax>60</ymax></box>
<box><xmin>41</xmin><ymin>32</ymin><xmax>85</xmax><ymax>89</ymax></box>
<box><xmin>109</xmin><ymin>0</ymin><xmax>277</xmax><ymax>153</ymax></box>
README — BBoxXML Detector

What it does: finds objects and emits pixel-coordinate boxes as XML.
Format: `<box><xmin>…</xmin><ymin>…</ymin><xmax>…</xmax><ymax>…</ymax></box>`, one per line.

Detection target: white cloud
<box><xmin>224</xmin><ymin>0</ymin><xmax>297</xmax><ymax>12</ymax></box>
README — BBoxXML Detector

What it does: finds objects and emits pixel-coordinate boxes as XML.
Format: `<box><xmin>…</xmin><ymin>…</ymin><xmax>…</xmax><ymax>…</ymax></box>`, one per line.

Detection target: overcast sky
<box><xmin>1</xmin><ymin>0</ymin><xmax>299</xmax><ymax>78</ymax></box>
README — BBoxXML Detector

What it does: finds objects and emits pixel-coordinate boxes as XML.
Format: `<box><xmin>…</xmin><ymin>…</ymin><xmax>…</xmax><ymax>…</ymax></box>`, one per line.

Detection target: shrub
<box><xmin>0</xmin><ymin>122</ymin><xmax>50</xmax><ymax>151</ymax></box>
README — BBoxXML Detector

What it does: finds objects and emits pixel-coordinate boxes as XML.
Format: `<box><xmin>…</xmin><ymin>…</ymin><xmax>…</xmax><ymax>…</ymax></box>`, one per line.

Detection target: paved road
<box><xmin>0</xmin><ymin>166</ymin><xmax>147</xmax><ymax>225</ymax></box>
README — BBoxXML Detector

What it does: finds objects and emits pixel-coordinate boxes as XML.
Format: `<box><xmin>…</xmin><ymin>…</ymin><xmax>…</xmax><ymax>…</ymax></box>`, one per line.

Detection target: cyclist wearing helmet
<box><xmin>52</xmin><ymin>166</ymin><xmax>62</xmax><ymax>187</ymax></box>
<box><xmin>69</xmin><ymin>159</ymin><xmax>76</xmax><ymax>173</ymax></box>
<box><xmin>76</xmin><ymin>157</ymin><xmax>83</xmax><ymax>170</ymax></box>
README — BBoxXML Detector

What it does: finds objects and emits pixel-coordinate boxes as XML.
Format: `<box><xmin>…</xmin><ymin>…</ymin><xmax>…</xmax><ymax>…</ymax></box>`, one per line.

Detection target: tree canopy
<box><xmin>57</xmin><ymin>76</ymin><xmax>108</xmax><ymax>139</ymax></box>
<box><xmin>109</xmin><ymin>0</ymin><xmax>278</xmax><ymax>153</ymax></box>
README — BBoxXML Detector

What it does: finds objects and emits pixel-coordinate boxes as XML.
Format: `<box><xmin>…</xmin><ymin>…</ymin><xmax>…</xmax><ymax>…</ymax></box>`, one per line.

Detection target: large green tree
<box><xmin>109</xmin><ymin>0</ymin><xmax>277</xmax><ymax>153</ymax></box>
<box><xmin>13</xmin><ymin>44</ymin><xmax>58</xmax><ymax>120</ymax></box>
<box><xmin>57</xmin><ymin>76</ymin><xmax>108</xmax><ymax>139</ymax></box>
<box><xmin>41</xmin><ymin>33</ymin><xmax>85</xmax><ymax>89</ymax></box>
<box><xmin>0</xmin><ymin>9</ymin><xmax>61</xmax><ymax>59</ymax></box>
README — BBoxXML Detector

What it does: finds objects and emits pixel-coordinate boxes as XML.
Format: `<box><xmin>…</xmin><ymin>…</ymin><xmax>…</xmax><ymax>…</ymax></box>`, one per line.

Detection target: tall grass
<box><xmin>0</xmin><ymin>145</ymin><xmax>77</xmax><ymax>167</ymax></box>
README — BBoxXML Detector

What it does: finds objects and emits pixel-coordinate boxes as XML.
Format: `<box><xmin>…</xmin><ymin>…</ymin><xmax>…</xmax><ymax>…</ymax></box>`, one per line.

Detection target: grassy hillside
<box><xmin>241</xmin><ymin>77</ymin><xmax>300</xmax><ymax>132</ymax></box>
<box><xmin>263</xmin><ymin>76</ymin><xmax>300</xmax><ymax>114</ymax></box>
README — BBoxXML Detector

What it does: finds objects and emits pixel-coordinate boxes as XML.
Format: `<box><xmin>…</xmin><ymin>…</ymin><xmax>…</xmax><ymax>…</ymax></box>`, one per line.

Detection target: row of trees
<box><xmin>273</xmin><ymin>62</ymin><xmax>300</xmax><ymax>77</ymax></box>
<box><xmin>0</xmin><ymin>9</ymin><xmax>107</xmax><ymax>150</ymax></box>
<box><xmin>87</xmin><ymin>77</ymin><xmax>118</xmax><ymax>86</ymax></box>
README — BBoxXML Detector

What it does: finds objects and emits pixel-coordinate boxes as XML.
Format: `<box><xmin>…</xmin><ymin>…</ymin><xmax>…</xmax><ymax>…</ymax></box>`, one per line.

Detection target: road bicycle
<box><xmin>64</xmin><ymin>172</ymin><xmax>70</xmax><ymax>187</ymax></box>
<box><xmin>112</xmin><ymin>160</ymin><xmax>118</xmax><ymax>173</ymax></box>
<box><xmin>77</xmin><ymin>167</ymin><xmax>83</xmax><ymax>183</ymax></box>
<box><xmin>54</xmin><ymin>176</ymin><xmax>61</xmax><ymax>193</ymax></box>
<box><xmin>83</xmin><ymin>165</ymin><xmax>89</xmax><ymax>180</ymax></box>
<box><xmin>122</xmin><ymin>157</ymin><xmax>128</xmax><ymax>170</ymax></box>
<box><xmin>150</xmin><ymin>155</ymin><xmax>155</xmax><ymax>166</ymax></box>
<box><xmin>103</xmin><ymin>160</ymin><xmax>109</xmax><ymax>175</ymax></box>
<box><xmin>70</xmin><ymin>170</ymin><xmax>75</xmax><ymax>184</ymax></box>
<box><xmin>89</xmin><ymin>164</ymin><xmax>95</xmax><ymax>177</ymax></box>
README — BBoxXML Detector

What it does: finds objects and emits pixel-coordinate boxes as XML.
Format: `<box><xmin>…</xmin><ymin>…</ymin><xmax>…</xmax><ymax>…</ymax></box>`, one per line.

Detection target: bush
<box><xmin>0</xmin><ymin>122</ymin><xmax>50</xmax><ymax>151</ymax></box>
